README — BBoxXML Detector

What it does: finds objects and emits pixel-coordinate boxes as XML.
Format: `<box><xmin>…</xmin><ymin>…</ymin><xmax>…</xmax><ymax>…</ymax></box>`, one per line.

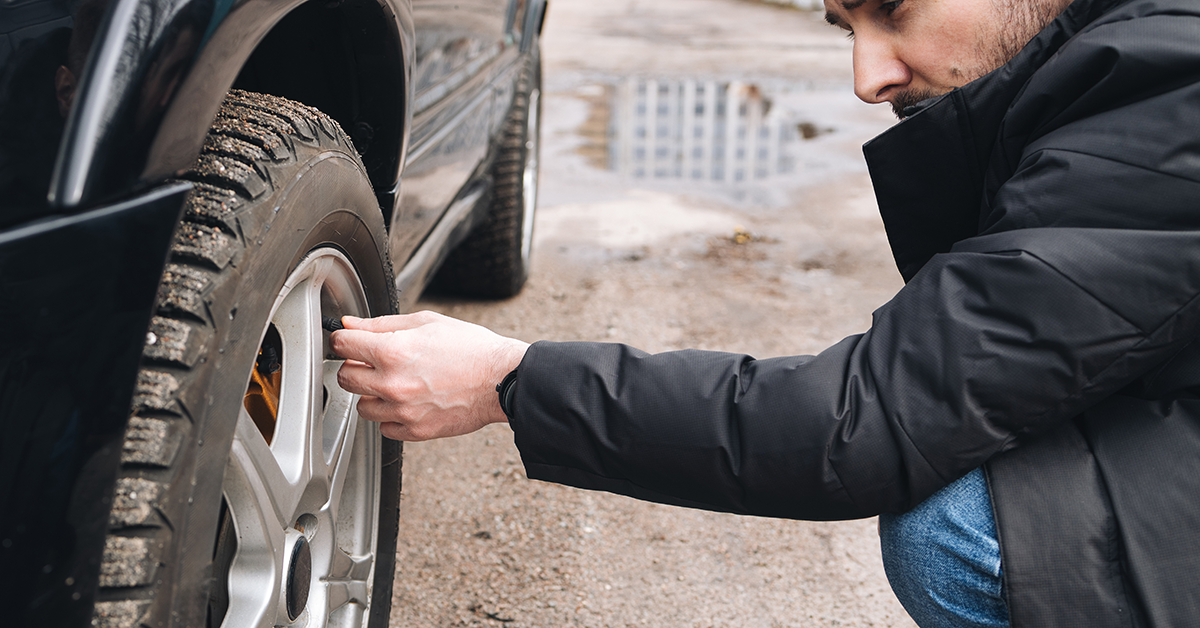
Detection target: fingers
<box><xmin>340</xmin><ymin>310</ymin><xmax>445</xmax><ymax>333</ymax></box>
<box><xmin>330</xmin><ymin>311</ymin><xmax>447</xmax><ymax>363</ymax></box>
<box><xmin>378</xmin><ymin>421</ymin><xmax>410</xmax><ymax>442</ymax></box>
<box><xmin>328</xmin><ymin>328</ymin><xmax>385</xmax><ymax>365</ymax></box>
<box><xmin>353</xmin><ymin>397</ymin><xmax>416</xmax><ymax>441</ymax></box>
<box><xmin>354</xmin><ymin>395</ymin><xmax>396</xmax><ymax>424</ymax></box>
<box><xmin>336</xmin><ymin>358</ymin><xmax>386</xmax><ymax>398</ymax></box>
<box><xmin>354</xmin><ymin>395</ymin><xmax>468</xmax><ymax>442</ymax></box>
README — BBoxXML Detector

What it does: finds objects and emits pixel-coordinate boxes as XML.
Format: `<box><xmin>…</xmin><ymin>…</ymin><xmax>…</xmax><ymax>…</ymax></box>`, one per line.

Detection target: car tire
<box><xmin>434</xmin><ymin>43</ymin><xmax>542</xmax><ymax>298</ymax></box>
<box><xmin>92</xmin><ymin>90</ymin><xmax>400</xmax><ymax>628</ymax></box>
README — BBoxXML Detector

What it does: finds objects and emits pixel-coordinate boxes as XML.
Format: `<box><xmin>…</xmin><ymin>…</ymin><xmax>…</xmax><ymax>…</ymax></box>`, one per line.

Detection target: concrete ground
<box><xmin>388</xmin><ymin>0</ymin><xmax>916</xmax><ymax>626</ymax></box>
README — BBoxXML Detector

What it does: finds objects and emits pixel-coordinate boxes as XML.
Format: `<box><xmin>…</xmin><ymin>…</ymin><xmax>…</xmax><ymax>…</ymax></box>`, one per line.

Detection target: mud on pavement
<box><xmin>389</xmin><ymin>0</ymin><xmax>916</xmax><ymax>626</ymax></box>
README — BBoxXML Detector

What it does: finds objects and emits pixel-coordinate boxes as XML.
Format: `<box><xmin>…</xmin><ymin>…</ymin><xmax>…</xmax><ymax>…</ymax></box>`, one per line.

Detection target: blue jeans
<box><xmin>878</xmin><ymin>468</ymin><xmax>1010</xmax><ymax>628</ymax></box>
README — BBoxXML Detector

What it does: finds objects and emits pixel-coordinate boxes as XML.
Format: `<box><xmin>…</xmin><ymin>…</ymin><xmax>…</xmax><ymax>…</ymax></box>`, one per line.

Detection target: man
<box><xmin>331</xmin><ymin>0</ymin><xmax>1200</xmax><ymax>625</ymax></box>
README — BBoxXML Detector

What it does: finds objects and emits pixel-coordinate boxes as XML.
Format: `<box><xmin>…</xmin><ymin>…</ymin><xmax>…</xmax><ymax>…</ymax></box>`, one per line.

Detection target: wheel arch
<box><xmin>54</xmin><ymin>0</ymin><xmax>414</xmax><ymax>215</ymax></box>
<box><xmin>229</xmin><ymin>0</ymin><xmax>412</xmax><ymax>202</ymax></box>
<box><xmin>150</xmin><ymin>0</ymin><xmax>415</xmax><ymax>204</ymax></box>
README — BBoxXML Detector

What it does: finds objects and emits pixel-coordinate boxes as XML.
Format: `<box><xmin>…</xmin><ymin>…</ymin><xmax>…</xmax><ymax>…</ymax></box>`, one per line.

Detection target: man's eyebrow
<box><xmin>824</xmin><ymin>0</ymin><xmax>866</xmax><ymax>26</ymax></box>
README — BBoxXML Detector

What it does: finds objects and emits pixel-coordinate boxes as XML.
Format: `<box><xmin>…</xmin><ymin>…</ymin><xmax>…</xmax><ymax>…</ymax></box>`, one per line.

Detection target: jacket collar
<box><xmin>862</xmin><ymin>0</ymin><xmax>1130</xmax><ymax>282</ymax></box>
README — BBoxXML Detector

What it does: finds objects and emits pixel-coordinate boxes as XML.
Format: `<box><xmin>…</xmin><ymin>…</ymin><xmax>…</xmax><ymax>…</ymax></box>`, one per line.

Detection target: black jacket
<box><xmin>508</xmin><ymin>0</ymin><xmax>1200</xmax><ymax>625</ymax></box>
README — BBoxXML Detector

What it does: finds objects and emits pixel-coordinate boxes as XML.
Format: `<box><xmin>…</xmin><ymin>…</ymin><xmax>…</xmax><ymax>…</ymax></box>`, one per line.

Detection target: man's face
<box><xmin>824</xmin><ymin>0</ymin><xmax>1064</xmax><ymax>117</ymax></box>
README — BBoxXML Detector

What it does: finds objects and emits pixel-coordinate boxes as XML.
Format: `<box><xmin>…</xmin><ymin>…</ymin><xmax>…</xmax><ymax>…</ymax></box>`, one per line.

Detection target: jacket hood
<box><xmin>862</xmin><ymin>0</ymin><xmax>1130</xmax><ymax>282</ymax></box>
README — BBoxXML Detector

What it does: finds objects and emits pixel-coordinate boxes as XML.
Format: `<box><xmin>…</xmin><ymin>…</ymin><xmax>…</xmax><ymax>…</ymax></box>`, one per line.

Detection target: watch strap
<box><xmin>496</xmin><ymin>368</ymin><xmax>519</xmax><ymax>419</ymax></box>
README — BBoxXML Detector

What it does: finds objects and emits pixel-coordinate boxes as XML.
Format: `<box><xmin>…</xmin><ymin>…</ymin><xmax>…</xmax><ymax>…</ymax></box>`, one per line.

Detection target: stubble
<box><xmin>892</xmin><ymin>0</ymin><xmax>1069</xmax><ymax>119</ymax></box>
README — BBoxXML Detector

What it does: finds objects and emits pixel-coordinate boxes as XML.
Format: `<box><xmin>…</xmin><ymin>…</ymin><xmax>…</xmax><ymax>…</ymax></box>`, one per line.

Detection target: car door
<box><xmin>389</xmin><ymin>0</ymin><xmax>510</xmax><ymax>265</ymax></box>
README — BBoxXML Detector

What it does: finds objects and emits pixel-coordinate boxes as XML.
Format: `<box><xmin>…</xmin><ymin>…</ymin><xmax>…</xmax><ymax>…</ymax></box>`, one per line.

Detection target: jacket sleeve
<box><xmin>509</xmin><ymin>15</ymin><xmax>1200</xmax><ymax>521</ymax></box>
<box><xmin>510</xmin><ymin>228</ymin><xmax>1200</xmax><ymax>520</ymax></box>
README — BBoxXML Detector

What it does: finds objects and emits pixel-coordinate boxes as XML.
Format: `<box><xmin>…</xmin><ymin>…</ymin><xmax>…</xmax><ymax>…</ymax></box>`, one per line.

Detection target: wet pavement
<box><xmin>553</xmin><ymin>74</ymin><xmax>884</xmax><ymax>204</ymax></box>
<box><xmin>389</xmin><ymin>0</ymin><xmax>916</xmax><ymax>626</ymax></box>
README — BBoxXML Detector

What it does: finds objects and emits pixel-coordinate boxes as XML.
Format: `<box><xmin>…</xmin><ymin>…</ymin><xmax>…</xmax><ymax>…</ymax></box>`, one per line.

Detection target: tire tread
<box><xmin>96</xmin><ymin>90</ymin><xmax>367</xmax><ymax>628</ymax></box>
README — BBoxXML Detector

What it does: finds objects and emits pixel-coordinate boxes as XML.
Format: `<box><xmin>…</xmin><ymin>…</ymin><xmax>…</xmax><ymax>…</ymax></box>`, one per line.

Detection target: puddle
<box><xmin>535</xmin><ymin>75</ymin><xmax>895</xmax><ymax>258</ymax></box>
<box><xmin>536</xmin><ymin>190</ymin><xmax>737</xmax><ymax>249</ymax></box>
<box><xmin>576</xmin><ymin>77</ymin><xmax>853</xmax><ymax>186</ymax></box>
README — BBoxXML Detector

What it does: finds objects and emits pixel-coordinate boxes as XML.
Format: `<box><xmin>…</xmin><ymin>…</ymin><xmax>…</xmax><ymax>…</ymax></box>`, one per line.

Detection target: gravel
<box><xmin>388</xmin><ymin>1</ymin><xmax>916</xmax><ymax>626</ymax></box>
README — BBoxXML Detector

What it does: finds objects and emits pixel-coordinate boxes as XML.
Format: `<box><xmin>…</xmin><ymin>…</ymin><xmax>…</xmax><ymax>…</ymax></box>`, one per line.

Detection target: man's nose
<box><xmin>852</xmin><ymin>34</ymin><xmax>910</xmax><ymax>104</ymax></box>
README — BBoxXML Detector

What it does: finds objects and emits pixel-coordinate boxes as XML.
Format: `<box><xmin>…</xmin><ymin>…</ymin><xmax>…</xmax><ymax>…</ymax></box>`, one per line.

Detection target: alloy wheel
<box><xmin>217</xmin><ymin>248</ymin><xmax>381</xmax><ymax>628</ymax></box>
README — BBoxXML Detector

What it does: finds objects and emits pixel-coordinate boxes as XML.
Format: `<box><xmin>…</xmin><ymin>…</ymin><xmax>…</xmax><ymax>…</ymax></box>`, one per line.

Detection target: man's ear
<box><xmin>55</xmin><ymin>65</ymin><xmax>76</xmax><ymax>118</ymax></box>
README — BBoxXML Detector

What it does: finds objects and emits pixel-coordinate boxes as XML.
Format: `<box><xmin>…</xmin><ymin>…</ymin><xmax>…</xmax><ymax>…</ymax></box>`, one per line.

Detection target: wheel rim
<box><xmin>520</xmin><ymin>86</ymin><xmax>541</xmax><ymax>264</ymax></box>
<box><xmin>219</xmin><ymin>248</ymin><xmax>381</xmax><ymax>628</ymax></box>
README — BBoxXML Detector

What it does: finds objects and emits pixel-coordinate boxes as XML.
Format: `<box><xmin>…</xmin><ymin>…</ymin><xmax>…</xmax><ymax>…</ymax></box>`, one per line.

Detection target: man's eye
<box><xmin>881</xmin><ymin>0</ymin><xmax>903</xmax><ymax>14</ymax></box>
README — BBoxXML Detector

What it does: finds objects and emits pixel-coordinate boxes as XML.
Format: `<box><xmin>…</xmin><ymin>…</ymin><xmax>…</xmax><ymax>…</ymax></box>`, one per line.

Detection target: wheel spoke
<box><xmin>271</xmin><ymin>263</ymin><xmax>328</xmax><ymax>502</ymax></box>
<box><xmin>223</xmin><ymin>410</ymin><xmax>292</xmax><ymax>628</ymax></box>
<box><xmin>323</xmin><ymin>359</ymin><xmax>360</xmax><ymax>519</ymax></box>
<box><xmin>314</xmin><ymin>547</ymin><xmax>374</xmax><ymax>624</ymax></box>
<box><xmin>315</xmin><ymin>385</ymin><xmax>378</xmax><ymax>627</ymax></box>
<box><xmin>322</xmin><ymin>358</ymin><xmax>355</xmax><ymax>467</ymax></box>
<box><xmin>322</xmin><ymin>549</ymin><xmax>374</xmax><ymax>613</ymax></box>
<box><xmin>232</xmin><ymin>408</ymin><xmax>305</xmax><ymax>531</ymax></box>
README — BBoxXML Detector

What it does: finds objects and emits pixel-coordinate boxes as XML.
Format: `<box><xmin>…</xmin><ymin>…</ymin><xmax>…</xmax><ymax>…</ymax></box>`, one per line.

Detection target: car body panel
<box><xmin>51</xmin><ymin>0</ymin><xmax>415</xmax><ymax>209</ymax></box>
<box><xmin>390</xmin><ymin>0</ymin><xmax>526</xmax><ymax>269</ymax></box>
<box><xmin>0</xmin><ymin>183</ymin><xmax>188</xmax><ymax>625</ymax></box>
<box><xmin>49</xmin><ymin>0</ymin><xmax>216</xmax><ymax>207</ymax></box>
<box><xmin>0</xmin><ymin>0</ymin><xmax>546</xmax><ymax>622</ymax></box>
<box><xmin>0</xmin><ymin>0</ymin><xmax>74</xmax><ymax>228</ymax></box>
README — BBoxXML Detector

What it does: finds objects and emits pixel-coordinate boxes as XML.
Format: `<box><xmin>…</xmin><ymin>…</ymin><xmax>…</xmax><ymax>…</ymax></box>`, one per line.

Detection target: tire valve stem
<box><xmin>321</xmin><ymin>316</ymin><xmax>344</xmax><ymax>333</ymax></box>
<box><xmin>255</xmin><ymin>345</ymin><xmax>281</xmax><ymax>376</ymax></box>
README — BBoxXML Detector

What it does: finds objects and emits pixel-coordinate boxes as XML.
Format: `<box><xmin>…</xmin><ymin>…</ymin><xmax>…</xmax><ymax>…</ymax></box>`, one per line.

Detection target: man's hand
<box><xmin>330</xmin><ymin>311</ymin><xmax>530</xmax><ymax>441</ymax></box>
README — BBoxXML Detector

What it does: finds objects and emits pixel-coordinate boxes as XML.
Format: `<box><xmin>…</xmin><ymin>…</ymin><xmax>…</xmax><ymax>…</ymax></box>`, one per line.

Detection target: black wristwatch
<box><xmin>496</xmin><ymin>368</ymin><xmax>519</xmax><ymax>420</ymax></box>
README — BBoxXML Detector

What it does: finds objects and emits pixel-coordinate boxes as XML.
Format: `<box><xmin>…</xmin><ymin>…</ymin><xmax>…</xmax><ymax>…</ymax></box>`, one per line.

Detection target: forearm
<box><xmin>509</xmin><ymin>339</ymin><xmax>877</xmax><ymax>520</ymax></box>
<box><xmin>507</xmin><ymin>229</ymin><xmax>1200</xmax><ymax>521</ymax></box>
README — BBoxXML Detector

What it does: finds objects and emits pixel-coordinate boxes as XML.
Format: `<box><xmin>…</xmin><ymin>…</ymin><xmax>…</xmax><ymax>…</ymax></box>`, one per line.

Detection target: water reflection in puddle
<box><xmin>585</xmin><ymin>78</ymin><xmax>840</xmax><ymax>185</ymax></box>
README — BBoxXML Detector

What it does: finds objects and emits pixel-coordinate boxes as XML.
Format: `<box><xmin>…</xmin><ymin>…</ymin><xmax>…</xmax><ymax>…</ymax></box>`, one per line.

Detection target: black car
<box><xmin>0</xmin><ymin>0</ymin><xmax>545</xmax><ymax>625</ymax></box>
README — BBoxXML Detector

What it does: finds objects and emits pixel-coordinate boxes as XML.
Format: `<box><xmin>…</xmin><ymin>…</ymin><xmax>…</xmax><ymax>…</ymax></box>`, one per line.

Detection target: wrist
<box><xmin>489</xmin><ymin>339</ymin><xmax>529</xmax><ymax>424</ymax></box>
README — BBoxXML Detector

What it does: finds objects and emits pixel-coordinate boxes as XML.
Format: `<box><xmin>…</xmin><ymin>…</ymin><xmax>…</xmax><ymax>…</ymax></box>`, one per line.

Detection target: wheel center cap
<box><xmin>285</xmin><ymin>531</ymin><xmax>312</xmax><ymax>621</ymax></box>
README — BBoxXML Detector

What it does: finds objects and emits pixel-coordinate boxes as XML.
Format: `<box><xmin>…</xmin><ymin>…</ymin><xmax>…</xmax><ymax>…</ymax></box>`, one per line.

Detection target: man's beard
<box><xmin>891</xmin><ymin>0</ymin><xmax>1066</xmax><ymax>119</ymax></box>
<box><xmin>891</xmin><ymin>88</ymin><xmax>943</xmax><ymax>119</ymax></box>
<box><xmin>979</xmin><ymin>0</ymin><xmax>1065</xmax><ymax>74</ymax></box>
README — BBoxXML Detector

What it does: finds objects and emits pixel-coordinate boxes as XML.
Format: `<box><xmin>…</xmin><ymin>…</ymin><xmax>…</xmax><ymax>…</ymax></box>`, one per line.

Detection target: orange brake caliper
<box><xmin>243</xmin><ymin>341</ymin><xmax>282</xmax><ymax>444</ymax></box>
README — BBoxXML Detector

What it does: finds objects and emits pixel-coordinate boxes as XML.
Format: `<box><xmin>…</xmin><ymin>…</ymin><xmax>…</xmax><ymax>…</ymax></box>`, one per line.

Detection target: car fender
<box><xmin>50</xmin><ymin>0</ymin><xmax>413</xmax><ymax>210</ymax></box>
